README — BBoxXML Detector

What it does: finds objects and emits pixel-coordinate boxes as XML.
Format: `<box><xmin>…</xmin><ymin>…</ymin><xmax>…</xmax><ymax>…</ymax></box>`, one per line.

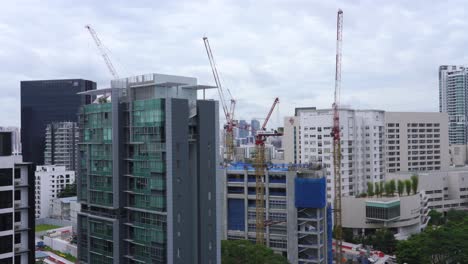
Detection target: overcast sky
<box><xmin>1</xmin><ymin>0</ymin><xmax>467</xmax><ymax>128</ymax></box>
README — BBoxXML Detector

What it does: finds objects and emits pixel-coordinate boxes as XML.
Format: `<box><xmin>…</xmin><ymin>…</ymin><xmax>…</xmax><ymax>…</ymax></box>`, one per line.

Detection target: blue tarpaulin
<box><xmin>294</xmin><ymin>177</ymin><xmax>326</xmax><ymax>208</ymax></box>
<box><xmin>228</xmin><ymin>199</ymin><xmax>245</xmax><ymax>231</ymax></box>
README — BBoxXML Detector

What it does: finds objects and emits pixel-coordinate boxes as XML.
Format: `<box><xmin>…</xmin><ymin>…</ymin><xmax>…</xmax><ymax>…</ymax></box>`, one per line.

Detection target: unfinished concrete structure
<box><xmin>223</xmin><ymin>163</ymin><xmax>332</xmax><ymax>264</ymax></box>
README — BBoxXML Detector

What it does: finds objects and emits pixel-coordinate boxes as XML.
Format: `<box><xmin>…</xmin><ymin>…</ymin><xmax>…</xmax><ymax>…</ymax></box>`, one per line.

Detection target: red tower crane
<box><xmin>202</xmin><ymin>37</ymin><xmax>237</xmax><ymax>162</ymax></box>
<box><xmin>255</xmin><ymin>97</ymin><xmax>281</xmax><ymax>244</ymax></box>
<box><xmin>332</xmin><ymin>9</ymin><xmax>344</xmax><ymax>263</ymax></box>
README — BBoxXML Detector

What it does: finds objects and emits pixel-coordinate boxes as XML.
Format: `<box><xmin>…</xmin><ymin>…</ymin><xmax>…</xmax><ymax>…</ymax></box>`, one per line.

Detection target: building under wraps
<box><xmin>222</xmin><ymin>163</ymin><xmax>332</xmax><ymax>264</ymax></box>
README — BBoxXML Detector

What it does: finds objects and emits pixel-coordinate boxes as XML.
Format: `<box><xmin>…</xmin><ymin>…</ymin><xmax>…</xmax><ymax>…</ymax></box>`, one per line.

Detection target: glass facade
<box><xmin>21</xmin><ymin>79</ymin><xmax>96</xmax><ymax>165</ymax></box>
<box><xmin>78</xmin><ymin>102</ymin><xmax>115</xmax><ymax>264</ymax></box>
<box><xmin>80</xmin><ymin>103</ymin><xmax>113</xmax><ymax>206</ymax></box>
<box><xmin>365</xmin><ymin>201</ymin><xmax>400</xmax><ymax>220</ymax></box>
<box><xmin>124</xmin><ymin>99</ymin><xmax>167</xmax><ymax>263</ymax></box>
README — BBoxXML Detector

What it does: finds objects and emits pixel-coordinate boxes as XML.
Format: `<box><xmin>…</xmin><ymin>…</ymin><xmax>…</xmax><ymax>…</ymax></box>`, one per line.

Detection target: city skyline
<box><xmin>2</xmin><ymin>1</ymin><xmax>468</xmax><ymax>127</ymax></box>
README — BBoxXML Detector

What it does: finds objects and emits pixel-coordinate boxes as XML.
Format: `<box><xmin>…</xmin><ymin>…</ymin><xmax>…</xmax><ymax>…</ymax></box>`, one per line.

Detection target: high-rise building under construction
<box><xmin>77</xmin><ymin>73</ymin><xmax>220</xmax><ymax>264</ymax></box>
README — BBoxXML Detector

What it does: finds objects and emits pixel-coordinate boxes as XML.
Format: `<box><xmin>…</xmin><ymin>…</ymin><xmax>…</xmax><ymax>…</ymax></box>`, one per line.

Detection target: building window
<box><xmin>0</xmin><ymin>235</ymin><xmax>12</xmax><ymax>254</ymax></box>
<box><xmin>0</xmin><ymin>213</ymin><xmax>13</xmax><ymax>232</ymax></box>
<box><xmin>14</xmin><ymin>233</ymin><xmax>20</xmax><ymax>244</ymax></box>
<box><xmin>365</xmin><ymin>201</ymin><xmax>400</xmax><ymax>220</ymax></box>
<box><xmin>0</xmin><ymin>191</ymin><xmax>12</xmax><ymax>209</ymax></box>
<box><xmin>0</xmin><ymin>169</ymin><xmax>12</xmax><ymax>187</ymax></box>
<box><xmin>14</xmin><ymin>212</ymin><xmax>20</xmax><ymax>223</ymax></box>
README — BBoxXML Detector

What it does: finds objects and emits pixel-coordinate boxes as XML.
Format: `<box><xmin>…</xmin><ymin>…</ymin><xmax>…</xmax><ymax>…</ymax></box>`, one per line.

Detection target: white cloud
<box><xmin>0</xmin><ymin>0</ymin><xmax>466</xmax><ymax>128</ymax></box>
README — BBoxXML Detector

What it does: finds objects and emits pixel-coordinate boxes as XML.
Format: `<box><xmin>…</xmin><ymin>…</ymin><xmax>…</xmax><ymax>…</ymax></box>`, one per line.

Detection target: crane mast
<box><xmin>202</xmin><ymin>37</ymin><xmax>236</xmax><ymax>162</ymax></box>
<box><xmin>255</xmin><ymin>97</ymin><xmax>281</xmax><ymax>245</ymax></box>
<box><xmin>332</xmin><ymin>9</ymin><xmax>344</xmax><ymax>264</ymax></box>
<box><xmin>85</xmin><ymin>25</ymin><xmax>119</xmax><ymax>79</ymax></box>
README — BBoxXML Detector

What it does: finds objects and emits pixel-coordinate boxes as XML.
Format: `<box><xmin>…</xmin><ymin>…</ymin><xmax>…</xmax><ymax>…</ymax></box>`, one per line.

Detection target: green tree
<box><xmin>343</xmin><ymin>228</ymin><xmax>355</xmax><ymax>243</ymax></box>
<box><xmin>367</xmin><ymin>182</ymin><xmax>374</xmax><ymax>197</ymax></box>
<box><xmin>375</xmin><ymin>182</ymin><xmax>380</xmax><ymax>197</ymax></box>
<box><xmin>428</xmin><ymin>210</ymin><xmax>444</xmax><ymax>226</ymax></box>
<box><xmin>397</xmin><ymin>180</ymin><xmax>404</xmax><ymax>196</ymax></box>
<box><xmin>380</xmin><ymin>181</ymin><xmax>385</xmax><ymax>196</ymax></box>
<box><xmin>384</xmin><ymin>182</ymin><xmax>391</xmax><ymax>196</ymax></box>
<box><xmin>368</xmin><ymin>229</ymin><xmax>397</xmax><ymax>254</ymax></box>
<box><xmin>57</xmin><ymin>183</ymin><xmax>77</xmax><ymax>198</ymax></box>
<box><xmin>222</xmin><ymin>240</ymin><xmax>289</xmax><ymax>264</ymax></box>
<box><xmin>411</xmin><ymin>175</ymin><xmax>419</xmax><ymax>194</ymax></box>
<box><xmin>389</xmin><ymin>179</ymin><xmax>396</xmax><ymax>196</ymax></box>
<box><xmin>404</xmin><ymin>179</ymin><xmax>412</xmax><ymax>196</ymax></box>
<box><xmin>396</xmin><ymin>210</ymin><xmax>468</xmax><ymax>264</ymax></box>
<box><xmin>446</xmin><ymin>208</ymin><xmax>468</xmax><ymax>222</ymax></box>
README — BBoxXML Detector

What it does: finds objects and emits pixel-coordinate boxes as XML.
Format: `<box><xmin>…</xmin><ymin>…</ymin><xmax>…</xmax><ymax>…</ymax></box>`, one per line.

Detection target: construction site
<box><xmin>80</xmin><ymin>8</ymin><xmax>395</xmax><ymax>264</ymax></box>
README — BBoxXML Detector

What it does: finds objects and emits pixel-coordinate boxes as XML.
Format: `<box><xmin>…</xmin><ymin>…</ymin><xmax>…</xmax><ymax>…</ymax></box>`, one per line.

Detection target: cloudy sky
<box><xmin>1</xmin><ymin>0</ymin><xmax>467</xmax><ymax>128</ymax></box>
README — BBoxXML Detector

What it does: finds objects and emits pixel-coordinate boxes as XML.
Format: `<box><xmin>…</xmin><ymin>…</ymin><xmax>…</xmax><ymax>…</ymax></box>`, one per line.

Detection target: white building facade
<box><xmin>284</xmin><ymin>108</ymin><xmax>385</xmax><ymax>201</ymax></box>
<box><xmin>388</xmin><ymin>168</ymin><xmax>468</xmax><ymax>211</ymax></box>
<box><xmin>35</xmin><ymin>165</ymin><xmax>75</xmax><ymax>219</ymax></box>
<box><xmin>342</xmin><ymin>192</ymin><xmax>429</xmax><ymax>240</ymax></box>
<box><xmin>385</xmin><ymin>112</ymin><xmax>450</xmax><ymax>173</ymax></box>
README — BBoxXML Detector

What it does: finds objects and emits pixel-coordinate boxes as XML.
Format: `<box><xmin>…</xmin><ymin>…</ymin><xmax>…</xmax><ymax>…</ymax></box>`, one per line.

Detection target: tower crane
<box><xmin>203</xmin><ymin>37</ymin><xmax>237</xmax><ymax>162</ymax></box>
<box><xmin>255</xmin><ymin>97</ymin><xmax>281</xmax><ymax>245</ymax></box>
<box><xmin>332</xmin><ymin>9</ymin><xmax>344</xmax><ymax>263</ymax></box>
<box><xmin>85</xmin><ymin>24</ymin><xmax>119</xmax><ymax>79</ymax></box>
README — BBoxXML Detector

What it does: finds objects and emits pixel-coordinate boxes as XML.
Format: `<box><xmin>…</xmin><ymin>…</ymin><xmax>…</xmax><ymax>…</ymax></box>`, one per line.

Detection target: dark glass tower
<box><xmin>21</xmin><ymin>79</ymin><xmax>96</xmax><ymax>165</ymax></box>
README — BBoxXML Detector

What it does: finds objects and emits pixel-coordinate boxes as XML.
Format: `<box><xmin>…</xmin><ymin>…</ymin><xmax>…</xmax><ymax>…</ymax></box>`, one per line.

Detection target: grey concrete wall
<box><xmin>167</xmin><ymin>98</ymin><xmax>194</xmax><ymax>264</ymax></box>
<box><xmin>196</xmin><ymin>100</ymin><xmax>219</xmax><ymax>264</ymax></box>
<box><xmin>286</xmin><ymin>170</ymin><xmax>298</xmax><ymax>264</ymax></box>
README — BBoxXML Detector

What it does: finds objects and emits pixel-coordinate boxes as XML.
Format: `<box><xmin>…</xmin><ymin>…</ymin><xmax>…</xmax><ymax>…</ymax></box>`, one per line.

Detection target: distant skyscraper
<box><xmin>439</xmin><ymin>65</ymin><xmax>468</xmax><ymax>144</ymax></box>
<box><xmin>77</xmin><ymin>73</ymin><xmax>219</xmax><ymax>264</ymax></box>
<box><xmin>250</xmin><ymin>119</ymin><xmax>260</xmax><ymax>136</ymax></box>
<box><xmin>44</xmin><ymin>122</ymin><xmax>78</xmax><ymax>171</ymax></box>
<box><xmin>238</xmin><ymin>120</ymin><xmax>249</xmax><ymax>138</ymax></box>
<box><xmin>21</xmin><ymin>79</ymin><xmax>96</xmax><ymax>165</ymax></box>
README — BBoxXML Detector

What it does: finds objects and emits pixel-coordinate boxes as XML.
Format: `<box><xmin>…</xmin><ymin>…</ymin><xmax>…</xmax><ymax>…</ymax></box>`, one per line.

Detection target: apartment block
<box><xmin>223</xmin><ymin>163</ymin><xmax>332</xmax><ymax>264</ymax></box>
<box><xmin>77</xmin><ymin>73</ymin><xmax>220</xmax><ymax>264</ymax></box>
<box><xmin>44</xmin><ymin>122</ymin><xmax>78</xmax><ymax>171</ymax></box>
<box><xmin>385</xmin><ymin>112</ymin><xmax>450</xmax><ymax>173</ymax></box>
<box><xmin>0</xmin><ymin>131</ymin><xmax>35</xmax><ymax>264</ymax></box>
<box><xmin>35</xmin><ymin>165</ymin><xmax>75</xmax><ymax>219</ymax></box>
<box><xmin>284</xmin><ymin>108</ymin><xmax>385</xmax><ymax>200</ymax></box>
<box><xmin>439</xmin><ymin>65</ymin><xmax>468</xmax><ymax>145</ymax></box>
<box><xmin>21</xmin><ymin>79</ymin><xmax>96</xmax><ymax>165</ymax></box>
